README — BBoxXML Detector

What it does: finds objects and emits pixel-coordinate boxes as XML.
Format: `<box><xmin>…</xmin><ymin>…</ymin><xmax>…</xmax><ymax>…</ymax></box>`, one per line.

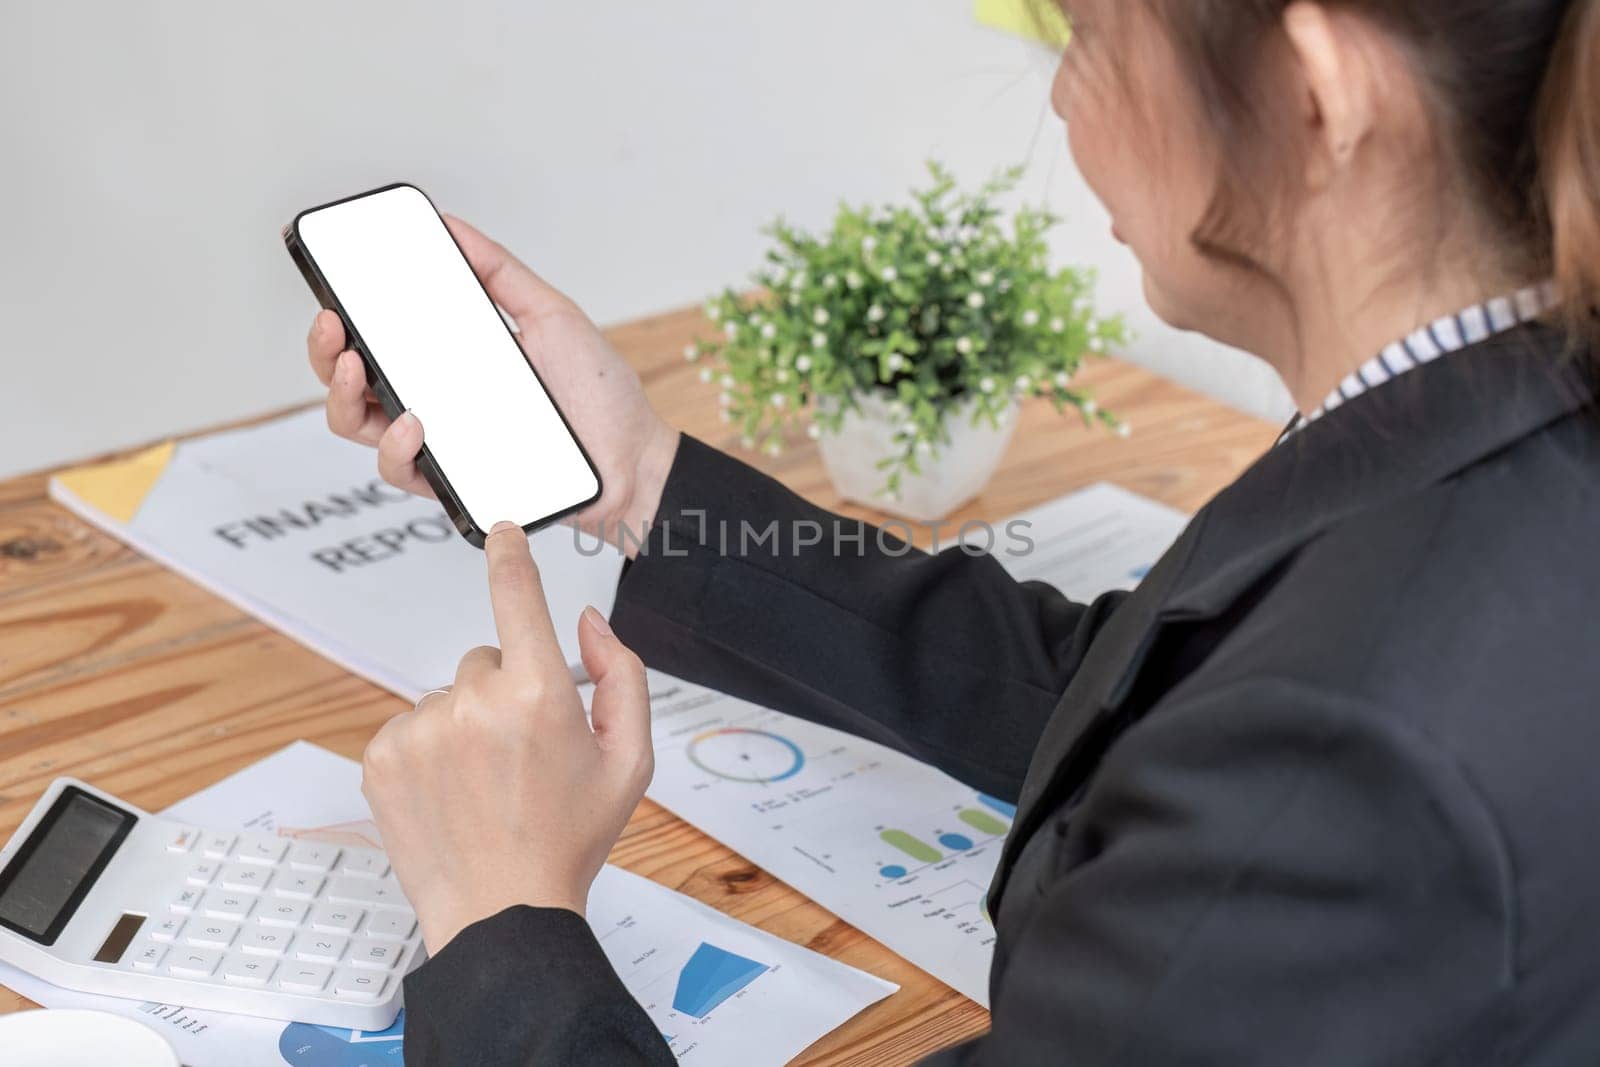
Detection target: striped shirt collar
<box><xmin>1277</xmin><ymin>281</ymin><xmax>1560</xmax><ymax>445</ymax></box>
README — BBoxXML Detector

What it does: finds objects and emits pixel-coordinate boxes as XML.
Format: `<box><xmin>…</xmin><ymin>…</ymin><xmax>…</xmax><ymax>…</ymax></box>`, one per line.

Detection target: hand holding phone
<box><xmin>292</xmin><ymin>186</ymin><xmax>678</xmax><ymax>551</ymax></box>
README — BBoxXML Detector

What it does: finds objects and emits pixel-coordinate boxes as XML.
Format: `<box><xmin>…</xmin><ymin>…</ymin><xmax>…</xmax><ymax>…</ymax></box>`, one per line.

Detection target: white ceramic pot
<box><xmin>815</xmin><ymin>391</ymin><xmax>1020</xmax><ymax>523</ymax></box>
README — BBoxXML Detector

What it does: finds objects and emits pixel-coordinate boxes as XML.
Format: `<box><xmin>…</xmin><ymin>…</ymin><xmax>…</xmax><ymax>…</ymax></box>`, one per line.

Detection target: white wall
<box><xmin>0</xmin><ymin>1</ymin><xmax>1290</xmax><ymax>480</ymax></box>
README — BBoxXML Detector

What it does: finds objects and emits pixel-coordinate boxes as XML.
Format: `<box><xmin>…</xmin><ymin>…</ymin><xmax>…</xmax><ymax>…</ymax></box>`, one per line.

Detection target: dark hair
<box><xmin>1053</xmin><ymin>1</ymin><xmax>1600</xmax><ymax>351</ymax></box>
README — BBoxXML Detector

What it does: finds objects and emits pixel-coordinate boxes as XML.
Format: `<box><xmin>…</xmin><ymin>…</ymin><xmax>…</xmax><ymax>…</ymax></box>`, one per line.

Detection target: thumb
<box><xmin>579</xmin><ymin>607</ymin><xmax>653</xmax><ymax>768</ymax></box>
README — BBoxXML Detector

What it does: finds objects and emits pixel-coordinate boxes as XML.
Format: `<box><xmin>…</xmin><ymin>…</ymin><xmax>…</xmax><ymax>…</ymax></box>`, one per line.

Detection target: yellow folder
<box><xmin>51</xmin><ymin>440</ymin><xmax>176</xmax><ymax>524</ymax></box>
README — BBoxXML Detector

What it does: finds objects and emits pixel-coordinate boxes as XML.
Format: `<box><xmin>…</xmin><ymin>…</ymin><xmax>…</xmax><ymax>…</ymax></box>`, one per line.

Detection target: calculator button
<box><xmin>233</xmin><ymin>837</ymin><xmax>290</xmax><ymax>866</ymax></box>
<box><xmin>203</xmin><ymin>894</ymin><xmax>255</xmax><ymax>921</ymax></box>
<box><xmin>164</xmin><ymin>826</ymin><xmax>201</xmax><ymax>854</ymax></box>
<box><xmin>185</xmin><ymin>860</ymin><xmax>220</xmax><ymax>886</ymax></box>
<box><xmin>219</xmin><ymin>863</ymin><xmax>273</xmax><ymax>893</ymax></box>
<box><xmin>221</xmin><ymin>954</ymin><xmax>277</xmax><ymax>987</ymax></box>
<box><xmin>168</xmin><ymin>948</ymin><xmax>222</xmax><ymax>977</ymax></box>
<box><xmin>362</xmin><ymin>911</ymin><xmax>416</xmax><ymax>941</ymax></box>
<box><xmin>273</xmin><ymin>873</ymin><xmax>325</xmax><ymax>900</ymax></box>
<box><xmin>346</xmin><ymin>938</ymin><xmax>403</xmax><ymax>971</ymax></box>
<box><xmin>326</xmin><ymin>877</ymin><xmax>404</xmax><ymax>907</ymax></box>
<box><xmin>187</xmin><ymin>920</ymin><xmax>240</xmax><ymax>948</ymax></box>
<box><xmin>287</xmin><ymin>842</ymin><xmax>342</xmax><ymax>874</ymax></box>
<box><xmin>170</xmin><ymin>888</ymin><xmax>205</xmax><ymax>915</ymax></box>
<box><xmin>277</xmin><ymin>962</ymin><xmax>332</xmax><ymax>994</ymax></box>
<box><xmin>130</xmin><ymin>943</ymin><xmax>168</xmax><ymax>971</ymax></box>
<box><xmin>309</xmin><ymin>905</ymin><xmax>363</xmax><ymax>934</ymax></box>
<box><xmin>335</xmin><ymin>850</ymin><xmax>390</xmax><ymax>879</ymax></box>
<box><xmin>149</xmin><ymin>917</ymin><xmax>186</xmax><ymax>942</ymax></box>
<box><xmin>201</xmin><ymin>832</ymin><xmax>237</xmax><ymax>859</ymax></box>
<box><xmin>240</xmin><ymin>927</ymin><xmax>293</xmax><ymax>956</ymax></box>
<box><xmin>259</xmin><ymin>899</ymin><xmax>310</xmax><ymax>928</ymax></box>
<box><xmin>295</xmin><ymin>934</ymin><xmax>348</xmax><ymax>963</ymax></box>
<box><xmin>332</xmin><ymin>968</ymin><xmax>388</xmax><ymax>1002</ymax></box>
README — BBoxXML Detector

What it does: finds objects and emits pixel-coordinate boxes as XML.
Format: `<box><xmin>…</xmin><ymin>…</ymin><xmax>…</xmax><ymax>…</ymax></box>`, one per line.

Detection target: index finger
<box><xmin>443</xmin><ymin>214</ymin><xmax>573</xmax><ymax>327</ymax></box>
<box><xmin>484</xmin><ymin>521</ymin><xmax>567</xmax><ymax>675</ymax></box>
<box><xmin>307</xmin><ymin>310</ymin><xmax>347</xmax><ymax>386</ymax></box>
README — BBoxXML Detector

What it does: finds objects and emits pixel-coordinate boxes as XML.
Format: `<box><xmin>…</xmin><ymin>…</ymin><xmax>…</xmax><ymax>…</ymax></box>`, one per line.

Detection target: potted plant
<box><xmin>688</xmin><ymin>162</ymin><xmax>1128</xmax><ymax>523</ymax></box>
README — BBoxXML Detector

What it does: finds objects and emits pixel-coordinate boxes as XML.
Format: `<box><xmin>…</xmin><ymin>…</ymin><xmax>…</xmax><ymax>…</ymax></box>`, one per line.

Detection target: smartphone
<box><xmin>283</xmin><ymin>183</ymin><xmax>602</xmax><ymax>547</ymax></box>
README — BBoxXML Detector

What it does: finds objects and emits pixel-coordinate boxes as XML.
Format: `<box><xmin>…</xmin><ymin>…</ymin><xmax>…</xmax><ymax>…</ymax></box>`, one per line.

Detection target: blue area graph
<box><xmin>278</xmin><ymin>1010</ymin><xmax>404</xmax><ymax>1066</ymax></box>
<box><xmin>879</xmin><ymin>864</ymin><xmax>908</xmax><ymax>880</ymax></box>
<box><xmin>672</xmin><ymin>943</ymin><xmax>768</xmax><ymax>1018</ymax></box>
<box><xmin>977</xmin><ymin>794</ymin><xmax>1017</xmax><ymax>819</ymax></box>
<box><xmin>938</xmin><ymin>833</ymin><xmax>974</xmax><ymax>851</ymax></box>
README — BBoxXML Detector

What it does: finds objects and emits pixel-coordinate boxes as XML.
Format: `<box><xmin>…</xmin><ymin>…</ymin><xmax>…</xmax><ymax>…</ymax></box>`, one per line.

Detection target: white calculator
<box><xmin>0</xmin><ymin>778</ymin><xmax>424</xmax><ymax>1030</ymax></box>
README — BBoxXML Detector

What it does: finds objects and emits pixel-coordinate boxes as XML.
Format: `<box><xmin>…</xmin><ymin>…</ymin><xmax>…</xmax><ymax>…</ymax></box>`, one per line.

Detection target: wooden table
<box><xmin>0</xmin><ymin>305</ymin><xmax>1277</xmax><ymax>1063</ymax></box>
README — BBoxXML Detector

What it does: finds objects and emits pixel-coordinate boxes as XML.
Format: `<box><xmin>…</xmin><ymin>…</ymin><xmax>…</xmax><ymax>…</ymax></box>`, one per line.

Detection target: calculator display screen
<box><xmin>0</xmin><ymin>788</ymin><xmax>135</xmax><ymax>944</ymax></box>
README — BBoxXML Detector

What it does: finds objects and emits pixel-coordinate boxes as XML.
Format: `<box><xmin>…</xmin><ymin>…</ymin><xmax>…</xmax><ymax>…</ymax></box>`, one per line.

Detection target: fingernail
<box><xmin>490</xmin><ymin>521</ymin><xmax>521</xmax><ymax>536</ymax></box>
<box><xmin>582</xmin><ymin>605</ymin><xmax>613</xmax><ymax>636</ymax></box>
<box><xmin>399</xmin><ymin>409</ymin><xmax>420</xmax><ymax>432</ymax></box>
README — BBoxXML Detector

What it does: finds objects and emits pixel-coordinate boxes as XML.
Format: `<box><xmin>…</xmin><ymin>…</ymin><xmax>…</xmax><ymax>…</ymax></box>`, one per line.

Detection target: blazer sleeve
<box><xmin>922</xmin><ymin>675</ymin><xmax>1515</xmax><ymax>1066</ymax></box>
<box><xmin>609</xmin><ymin>435</ymin><xmax>1127</xmax><ymax>801</ymax></box>
<box><xmin>402</xmin><ymin>906</ymin><xmax>676</xmax><ymax>1067</ymax></box>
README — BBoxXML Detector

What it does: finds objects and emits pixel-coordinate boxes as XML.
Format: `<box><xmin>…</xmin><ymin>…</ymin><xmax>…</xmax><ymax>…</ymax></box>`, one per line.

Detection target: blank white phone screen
<box><xmin>295</xmin><ymin>185</ymin><xmax>599</xmax><ymax>534</ymax></box>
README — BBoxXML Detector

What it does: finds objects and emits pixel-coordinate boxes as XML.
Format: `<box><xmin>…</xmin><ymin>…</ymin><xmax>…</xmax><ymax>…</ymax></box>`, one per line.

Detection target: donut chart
<box><xmin>687</xmin><ymin>728</ymin><xmax>805</xmax><ymax>783</ymax></box>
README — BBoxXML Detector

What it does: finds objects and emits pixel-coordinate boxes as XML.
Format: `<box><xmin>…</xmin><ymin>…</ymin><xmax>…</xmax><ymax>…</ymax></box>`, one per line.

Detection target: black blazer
<box><xmin>402</xmin><ymin>324</ymin><xmax>1600</xmax><ymax>1065</ymax></box>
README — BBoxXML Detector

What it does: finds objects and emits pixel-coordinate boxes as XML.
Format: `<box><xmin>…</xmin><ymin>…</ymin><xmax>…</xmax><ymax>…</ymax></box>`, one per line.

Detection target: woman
<box><xmin>307</xmin><ymin>1</ymin><xmax>1600</xmax><ymax>1062</ymax></box>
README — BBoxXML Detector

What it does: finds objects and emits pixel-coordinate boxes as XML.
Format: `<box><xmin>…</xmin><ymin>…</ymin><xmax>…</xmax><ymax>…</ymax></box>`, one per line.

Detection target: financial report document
<box><xmin>634</xmin><ymin>676</ymin><xmax>1008</xmax><ymax>1005</ymax></box>
<box><xmin>49</xmin><ymin>409</ymin><xmax>621</xmax><ymax>697</ymax></box>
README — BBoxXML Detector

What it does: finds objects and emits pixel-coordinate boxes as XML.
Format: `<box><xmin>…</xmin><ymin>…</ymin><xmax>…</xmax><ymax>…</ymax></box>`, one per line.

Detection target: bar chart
<box><xmin>875</xmin><ymin>795</ymin><xmax>1015</xmax><ymax>883</ymax></box>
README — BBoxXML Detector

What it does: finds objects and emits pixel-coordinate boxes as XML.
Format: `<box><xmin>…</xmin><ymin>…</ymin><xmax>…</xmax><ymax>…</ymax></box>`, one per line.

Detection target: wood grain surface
<box><xmin>0</xmin><ymin>304</ymin><xmax>1277</xmax><ymax>1063</ymax></box>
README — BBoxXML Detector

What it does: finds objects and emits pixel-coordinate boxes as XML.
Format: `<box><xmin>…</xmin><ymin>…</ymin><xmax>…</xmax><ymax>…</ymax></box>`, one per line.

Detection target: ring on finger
<box><xmin>413</xmin><ymin>687</ymin><xmax>451</xmax><ymax>713</ymax></box>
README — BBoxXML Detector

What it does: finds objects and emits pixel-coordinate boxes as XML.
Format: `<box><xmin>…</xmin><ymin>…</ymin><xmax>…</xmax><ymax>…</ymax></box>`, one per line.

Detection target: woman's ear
<box><xmin>1282</xmin><ymin>1</ymin><xmax>1378</xmax><ymax>190</ymax></box>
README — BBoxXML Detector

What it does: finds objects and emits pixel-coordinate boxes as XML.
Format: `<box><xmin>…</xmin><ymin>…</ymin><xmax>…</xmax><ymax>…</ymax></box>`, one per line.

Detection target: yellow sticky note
<box><xmin>54</xmin><ymin>439</ymin><xmax>176</xmax><ymax>524</ymax></box>
<box><xmin>975</xmin><ymin>0</ymin><xmax>1071</xmax><ymax>47</ymax></box>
